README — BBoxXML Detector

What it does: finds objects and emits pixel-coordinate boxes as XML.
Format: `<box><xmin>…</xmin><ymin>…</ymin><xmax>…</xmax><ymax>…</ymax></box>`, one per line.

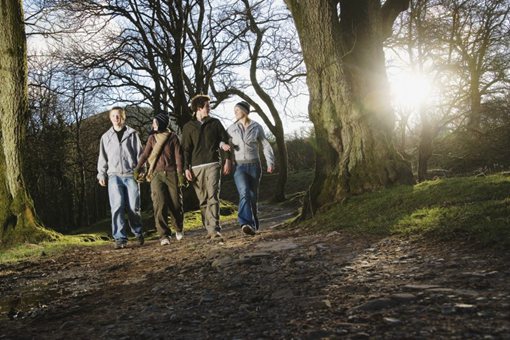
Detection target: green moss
<box><xmin>72</xmin><ymin>200</ymin><xmax>237</xmax><ymax>237</ymax></box>
<box><xmin>0</xmin><ymin>200</ymin><xmax>237</xmax><ymax>264</ymax></box>
<box><xmin>0</xmin><ymin>191</ymin><xmax>62</xmax><ymax>248</ymax></box>
<box><xmin>0</xmin><ymin>234</ymin><xmax>108</xmax><ymax>264</ymax></box>
<box><xmin>300</xmin><ymin>174</ymin><xmax>510</xmax><ymax>247</ymax></box>
<box><xmin>185</xmin><ymin>199</ymin><xmax>237</xmax><ymax>230</ymax></box>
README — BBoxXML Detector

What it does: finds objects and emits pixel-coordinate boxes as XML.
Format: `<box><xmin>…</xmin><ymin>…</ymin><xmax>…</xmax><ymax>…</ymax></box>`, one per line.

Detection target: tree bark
<box><xmin>467</xmin><ymin>76</ymin><xmax>482</xmax><ymax>131</ymax></box>
<box><xmin>417</xmin><ymin>108</ymin><xmax>433</xmax><ymax>182</ymax></box>
<box><xmin>285</xmin><ymin>0</ymin><xmax>414</xmax><ymax>216</ymax></box>
<box><xmin>0</xmin><ymin>0</ymin><xmax>59</xmax><ymax>247</ymax></box>
<box><xmin>273</xmin><ymin>127</ymin><xmax>288</xmax><ymax>202</ymax></box>
<box><xmin>233</xmin><ymin>0</ymin><xmax>290</xmax><ymax>202</ymax></box>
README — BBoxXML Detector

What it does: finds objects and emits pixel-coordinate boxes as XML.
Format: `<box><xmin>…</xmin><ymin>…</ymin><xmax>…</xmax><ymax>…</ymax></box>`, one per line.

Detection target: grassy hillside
<box><xmin>299</xmin><ymin>174</ymin><xmax>510</xmax><ymax>247</ymax></box>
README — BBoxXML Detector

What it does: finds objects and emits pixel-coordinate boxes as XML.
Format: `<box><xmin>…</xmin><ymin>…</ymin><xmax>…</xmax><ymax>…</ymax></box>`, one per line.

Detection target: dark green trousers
<box><xmin>150</xmin><ymin>171</ymin><xmax>183</xmax><ymax>238</ymax></box>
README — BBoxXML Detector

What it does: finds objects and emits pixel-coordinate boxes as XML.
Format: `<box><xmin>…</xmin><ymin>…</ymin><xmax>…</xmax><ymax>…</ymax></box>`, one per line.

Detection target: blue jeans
<box><xmin>108</xmin><ymin>175</ymin><xmax>143</xmax><ymax>241</ymax></box>
<box><xmin>233</xmin><ymin>163</ymin><xmax>262</xmax><ymax>230</ymax></box>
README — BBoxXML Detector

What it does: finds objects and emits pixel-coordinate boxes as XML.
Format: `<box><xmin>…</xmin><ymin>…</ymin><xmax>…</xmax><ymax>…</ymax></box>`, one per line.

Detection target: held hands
<box><xmin>185</xmin><ymin>169</ymin><xmax>194</xmax><ymax>182</ymax></box>
<box><xmin>133</xmin><ymin>168</ymin><xmax>144</xmax><ymax>183</ymax></box>
<box><xmin>178</xmin><ymin>172</ymin><xmax>186</xmax><ymax>187</ymax></box>
<box><xmin>221</xmin><ymin>144</ymin><xmax>231</xmax><ymax>152</ymax></box>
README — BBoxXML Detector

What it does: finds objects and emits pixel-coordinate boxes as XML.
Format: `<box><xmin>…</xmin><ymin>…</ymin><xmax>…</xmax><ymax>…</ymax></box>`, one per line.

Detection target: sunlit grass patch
<box><xmin>392</xmin><ymin>199</ymin><xmax>510</xmax><ymax>243</ymax></box>
<box><xmin>301</xmin><ymin>174</ymin><xmax>510</xmax><ymax>246</ymax></box>
<box><xmin>0</xmin><ymin>234</ymin><xmax>109</xmax><ymax>264</ymax></box>
<box><xmin>183</xmin><ymin>199</ymin><xmax>237</xmax><ymax>230</ymax></box>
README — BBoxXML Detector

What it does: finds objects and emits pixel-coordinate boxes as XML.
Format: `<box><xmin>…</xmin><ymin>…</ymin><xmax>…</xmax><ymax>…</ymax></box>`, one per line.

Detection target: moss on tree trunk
<box><xmin>285</xmin><ymin>0</ymin><xmax>414</xmax><ymax>217</ymax></box>
<box><xmin>0</xmin><ymin>0</ymin><xmax>60</xmax><ymax>248</ymax></box>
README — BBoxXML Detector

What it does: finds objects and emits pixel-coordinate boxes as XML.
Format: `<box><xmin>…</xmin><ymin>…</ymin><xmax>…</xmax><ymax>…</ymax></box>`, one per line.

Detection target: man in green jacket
<box><xmin>182</xmin><ymin>94</ymin><xmax>231</xmax><ymax>240</ymax></box>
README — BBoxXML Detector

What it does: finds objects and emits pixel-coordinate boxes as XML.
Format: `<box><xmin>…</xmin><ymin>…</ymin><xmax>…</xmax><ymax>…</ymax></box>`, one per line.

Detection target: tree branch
<box><xmin>381</xmin><ymin>0</ymin><xmax>410</xmax><ymax>40</ymax></box>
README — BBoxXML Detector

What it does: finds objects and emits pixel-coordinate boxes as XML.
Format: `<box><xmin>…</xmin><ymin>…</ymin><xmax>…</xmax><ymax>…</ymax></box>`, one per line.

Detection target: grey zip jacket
<box><xmin>97</xmin><ymin>125</ymin><xmax>143</xmax><ymax>181</ymax></box>
<box><xmin>227</xmin><ymin>120</ymin><xmax>275</xmax><ymax>168</ymax></box>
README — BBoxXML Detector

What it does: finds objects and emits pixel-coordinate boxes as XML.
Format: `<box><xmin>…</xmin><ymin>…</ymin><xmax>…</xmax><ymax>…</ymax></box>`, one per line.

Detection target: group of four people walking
<box><xmin>97</xmin><ymin>95</ymin><xmax>275</xmax><ymax>248</ymax></box>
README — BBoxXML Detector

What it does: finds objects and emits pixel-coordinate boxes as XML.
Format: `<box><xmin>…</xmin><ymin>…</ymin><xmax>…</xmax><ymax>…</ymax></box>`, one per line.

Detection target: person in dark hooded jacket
<box><xmin>135</xmin><ymin>112</ymin><xmax>185</xmax><ymax>245</ymax></box>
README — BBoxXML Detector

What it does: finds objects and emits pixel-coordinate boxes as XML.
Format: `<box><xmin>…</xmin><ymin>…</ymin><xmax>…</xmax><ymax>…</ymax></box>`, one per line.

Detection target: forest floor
<box><xmin>1</xmin><ymin>201</ymin><xmax>509</xmax><ymax>339</ymax></box>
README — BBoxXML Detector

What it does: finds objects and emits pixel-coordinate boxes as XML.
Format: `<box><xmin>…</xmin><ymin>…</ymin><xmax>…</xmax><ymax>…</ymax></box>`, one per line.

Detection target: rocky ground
<box><xmin>0</xmin><ymin>204</ymin><xmax>509</xmax><ymax>339</ymax></box>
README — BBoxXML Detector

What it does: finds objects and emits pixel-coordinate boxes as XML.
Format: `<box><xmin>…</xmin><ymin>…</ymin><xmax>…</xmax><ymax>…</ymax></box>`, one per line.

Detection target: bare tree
<box><xmin>33</xmin><ymin>0</ymin><xmax>248</xmax><ymax>129</ymax></box>
<box><xmin>213</xmin><ymin>0</ymin><xmax>306</xmax><ymax>201</ymax></box>
<box><xmin>446</xmin><ymin>0</ymin><xmax>510</xmax><ymax>131</ymax></box>
<box><xmin>387</xmin><ymin>0</ymin><xmax>510</xmax><ymax>180</ymax></box>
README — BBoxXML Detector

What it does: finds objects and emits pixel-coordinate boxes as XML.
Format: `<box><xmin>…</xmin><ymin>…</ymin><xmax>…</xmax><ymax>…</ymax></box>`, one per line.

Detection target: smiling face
<box><xmin>109</xmin><ymin>108</ymin><xmax>126</xmax><ymax>130</ymax></box>
<box><xmin>234</xmin><ymin>106</ymin><xmax>247</xmax><ymax>121</ymax></box>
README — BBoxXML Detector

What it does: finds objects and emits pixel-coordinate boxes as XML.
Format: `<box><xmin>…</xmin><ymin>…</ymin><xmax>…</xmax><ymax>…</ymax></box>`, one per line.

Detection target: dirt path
<box><xmin>1</xmin><ymin>205</ymin><xmax>509</xmax><ymax>339</ymax></box>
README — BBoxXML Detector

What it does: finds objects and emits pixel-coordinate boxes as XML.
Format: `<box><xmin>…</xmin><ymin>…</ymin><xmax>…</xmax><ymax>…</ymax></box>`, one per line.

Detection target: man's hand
<box><xmin>221</xmin><ymin>143</ymin><xmax>231</xmax><ymax>152</ymax></box>
<box><xmin>267</xmin><ymin>166</ymin><xmax>274</xmax><ymax>174</ymax></box>
<box><xmin>223</xmin><ymin>159</ymin><xmax>232</xmax><ymax>175</ymax></box>
<box><xmin>99</xmin><ymin>179</ymin><xmax>107</xmax><ymax>187</ymax></box>
<box><xmin>185</xmin><ymin>169</ymin><xmax>194</xmax><ymax>182</ymax></box>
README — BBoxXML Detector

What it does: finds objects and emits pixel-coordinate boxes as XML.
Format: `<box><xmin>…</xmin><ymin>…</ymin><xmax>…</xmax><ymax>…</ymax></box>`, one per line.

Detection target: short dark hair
<box><xmin>191</xmin><ymin>94</ymin><xmax>211</xmax><ymax>113</ymax></box>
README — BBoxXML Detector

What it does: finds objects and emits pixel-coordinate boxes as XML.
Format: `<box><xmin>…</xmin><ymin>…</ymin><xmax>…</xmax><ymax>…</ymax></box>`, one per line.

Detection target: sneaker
<box><xmin>114</xmin><ymin>240</ymin><xmax>126</xmax><ymax>249</ymax></box>
<box><xmin>206</xmin><ymin>231</ymin><xmax>224</xmax><ymax>240</ymax></box>
<box><xmin>137</xmin><ymin>235</ymin><xmax>145</xmax><ymax>246</ymax></box>
<box><xmin>160</xmin><ymin>236</ymin><xmax>171</xmax><ymax>246</ymax></box>
<box><xmin>241</xmin><ymin>224</ymin><xmax>256</xmax><ymax>236</ymax></box>
<box><xmin>175</xmin><ymin>231</ymin><xmax>184</xmax><ymax>241</ymax></box>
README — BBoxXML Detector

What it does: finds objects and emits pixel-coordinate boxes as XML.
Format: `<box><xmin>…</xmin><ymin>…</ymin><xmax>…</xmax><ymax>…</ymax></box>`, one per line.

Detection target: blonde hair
<box><xmin>109</xmin><ymin>106</ymin><xmax>126</xmax><ymax>120</ymax></box>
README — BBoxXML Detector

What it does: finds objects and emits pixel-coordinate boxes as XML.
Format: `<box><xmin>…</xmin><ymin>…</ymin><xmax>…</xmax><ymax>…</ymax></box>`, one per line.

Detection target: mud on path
<box><xmin>1</xmin><ymin>204</ymin><xmax>509</xmax><ymax>339</ymax></box>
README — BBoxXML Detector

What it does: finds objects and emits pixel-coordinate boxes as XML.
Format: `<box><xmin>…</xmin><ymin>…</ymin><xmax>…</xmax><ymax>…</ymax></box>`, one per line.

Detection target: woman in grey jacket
<box><xmin>227</xmin><ymin>101</ymin><xmax>275</xmax><ymax>235</ymax></box>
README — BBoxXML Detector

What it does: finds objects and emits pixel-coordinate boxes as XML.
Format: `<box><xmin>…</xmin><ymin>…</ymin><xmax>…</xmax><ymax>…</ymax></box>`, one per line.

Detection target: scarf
<box><xmin>145</xmin><ymin>130</ymin><xmax>171</xmax><ymax>182</ymax></box>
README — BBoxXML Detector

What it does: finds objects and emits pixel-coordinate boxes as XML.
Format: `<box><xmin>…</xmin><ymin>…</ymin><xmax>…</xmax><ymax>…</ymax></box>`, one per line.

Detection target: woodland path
<box><xmin>1</xmin><ymin>204</ymin><xmax>509</xmax><ymax>339</ymax></box>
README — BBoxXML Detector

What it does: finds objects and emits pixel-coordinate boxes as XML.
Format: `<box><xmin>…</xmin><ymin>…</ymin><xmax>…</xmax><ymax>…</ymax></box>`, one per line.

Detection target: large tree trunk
<box><xmin>0</xmin><ymin>0</ymin><xmax>59</xmax><ymax>247</ymax></box>
<box><xmin>285</xmin><ymin>0</ymin><xmax>414</xmax><ymax>216</ymax></box>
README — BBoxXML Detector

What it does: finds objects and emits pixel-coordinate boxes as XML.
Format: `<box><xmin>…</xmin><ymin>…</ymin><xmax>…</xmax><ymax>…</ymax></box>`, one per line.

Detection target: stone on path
<box><xmin>403</xmin><ymin>284</ymin><xmax>440</xmax><ymax>291</ymax></box>
<box><xmin>211</xmin><ymin>257</ymin><xmax>236</xmax><ymax>269</ymax></box>
<box><xmin>271</xmin><ymin>288</ymin><xmax>294</xmax><ymax>300</ymax></box>
<box><xmin>354</xmin><ymin>298</ymin><xmax>395</xmax><ymax>311</ymax></box>
<box><xmin>390</xmin><ymin>293</ymin><xmax>417</xmax><ymax>302</ymax></box>
<box><xmin>255</xmin><ymin>240</ymin><xmax>299</xmax><ymax>252</ymax></box>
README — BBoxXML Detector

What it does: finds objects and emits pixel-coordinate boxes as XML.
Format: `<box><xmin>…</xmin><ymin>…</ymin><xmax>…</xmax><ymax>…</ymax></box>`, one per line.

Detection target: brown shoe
<box><xmin>241</xmin><ymin>224</ymin><xmax>256</xmax><ymax>236</ymax></box>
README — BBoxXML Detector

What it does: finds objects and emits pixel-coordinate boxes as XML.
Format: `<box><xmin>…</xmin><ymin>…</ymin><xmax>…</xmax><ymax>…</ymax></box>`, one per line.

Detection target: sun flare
<box><xmin>391</xmin><ymin>71</ymin><xmax>434</xmax><ymax>109</ymax></box>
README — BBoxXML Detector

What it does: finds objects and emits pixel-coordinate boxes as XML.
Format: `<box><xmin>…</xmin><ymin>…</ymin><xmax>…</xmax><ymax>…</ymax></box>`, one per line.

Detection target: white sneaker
<box><xmin>175</xmin><ymin>231</ymin><xmax>184</xmax><ymax>241</ymax></box>
<box><xmin>160</xmin><ymin>237</ymin><xmax>171</xmax><ymax>246</ymax></box>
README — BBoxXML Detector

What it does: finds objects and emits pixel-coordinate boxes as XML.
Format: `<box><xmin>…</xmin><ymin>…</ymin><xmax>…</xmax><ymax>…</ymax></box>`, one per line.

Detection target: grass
<box><xmin>221</xmin><ymin>169</ymin><xmax>314</xmax><ymax>203</ymax></box>
<box><xmin>300</xmin><ymin>174</ymin><xmax>510</xmax><ymax>247</ymax></box>
<box><xmin>5</xmin><ymin>171</ymin><xmax>507</xmax><ymax>263</ymax></box>
<box><xmin>0</xmin><ymin>234</ymin><xmax>109</xmax><ymax>264</ymax></box>
<box><xmin>0</xmin><ymin>200</ymin><xmax>238</xmax><ymax>264</ymax></box>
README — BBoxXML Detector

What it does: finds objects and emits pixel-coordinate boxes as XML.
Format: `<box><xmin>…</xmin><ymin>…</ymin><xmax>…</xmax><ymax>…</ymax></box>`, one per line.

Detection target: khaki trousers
<box><xmin>192</xmin><ymin>163</ymin><xmax>221</xmax><ymax>234</ymax></box>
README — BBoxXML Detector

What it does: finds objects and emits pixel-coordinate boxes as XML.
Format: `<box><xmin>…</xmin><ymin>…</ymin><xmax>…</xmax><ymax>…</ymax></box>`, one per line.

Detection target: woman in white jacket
<box><xmin>227</xmin><ymin>101</ymin><xmax>275</xmax><ymax>235</ymax></box>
